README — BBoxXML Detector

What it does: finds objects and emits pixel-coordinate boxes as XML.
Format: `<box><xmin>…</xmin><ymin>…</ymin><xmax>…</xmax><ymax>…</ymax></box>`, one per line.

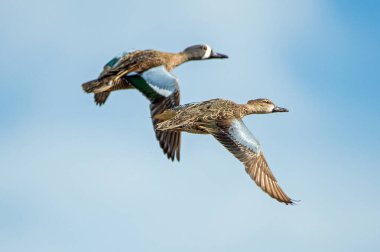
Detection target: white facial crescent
<box><xmin>202</xmin><ymin>44</ymin><xmax>212</xmax><ymax>59</ymax></box>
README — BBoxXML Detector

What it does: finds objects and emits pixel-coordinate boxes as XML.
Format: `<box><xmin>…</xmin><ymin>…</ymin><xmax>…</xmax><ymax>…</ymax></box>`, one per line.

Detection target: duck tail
<box><xmin>82</xmin><ymin>79</ymin><xmax>107</xmax><ymax>93</ymax></box>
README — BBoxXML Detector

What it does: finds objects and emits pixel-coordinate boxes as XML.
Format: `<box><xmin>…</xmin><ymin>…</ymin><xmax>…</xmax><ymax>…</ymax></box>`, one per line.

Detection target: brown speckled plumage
<box><xmin>155</xmin><ymin>99</ymin><xmax>248</xmax><ymax>133</ymax></box>
<box><xmin>155</xmin><ymin>98</ymin><xmax>295</xmax><ymax>205</ymax></box>
<box><xmin>99</xmin><ymin>50</ymin><xmax>188</xmax><ymax>79</ymax></box>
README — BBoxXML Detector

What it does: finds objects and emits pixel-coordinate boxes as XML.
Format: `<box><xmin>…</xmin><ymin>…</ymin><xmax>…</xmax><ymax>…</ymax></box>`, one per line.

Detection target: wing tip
<box><xmin>285</xmin><ymin>198</ymin><xmax>300</xmax><ymax>206</ymax></box>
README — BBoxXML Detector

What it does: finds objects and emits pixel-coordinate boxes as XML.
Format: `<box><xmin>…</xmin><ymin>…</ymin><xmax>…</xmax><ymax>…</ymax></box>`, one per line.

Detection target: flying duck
<box><xmin>154</xmin><ymin>98</ymin><xmax>294</xmax><ymax>205</ymax></box>
<box><xmin>81</xmin><ymin>44</ymin><xmax>228</xmax><ymax>161</ymax></box>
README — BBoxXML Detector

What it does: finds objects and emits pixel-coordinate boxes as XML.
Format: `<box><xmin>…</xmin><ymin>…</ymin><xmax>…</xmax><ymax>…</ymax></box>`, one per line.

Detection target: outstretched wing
<box><xmin>211</xmin><ymin>118</ymin><xmax>294</xmax><ymax>204</ymax></box>
<box><xmin>125</xmin><ymin>66</ymin><xmax>181</xmax><ymax>161</ymax></box>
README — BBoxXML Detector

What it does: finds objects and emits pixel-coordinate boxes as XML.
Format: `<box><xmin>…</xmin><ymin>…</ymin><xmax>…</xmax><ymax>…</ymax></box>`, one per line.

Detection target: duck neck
<box><xmin>243</xmin><ymin>104</ymin><xmax>262</xmax><ymax>116</ymax></box>
<box><xmin>167</xmin><ymin>52</ymin><xmax>190</xmax><ymax>70</ymax></box>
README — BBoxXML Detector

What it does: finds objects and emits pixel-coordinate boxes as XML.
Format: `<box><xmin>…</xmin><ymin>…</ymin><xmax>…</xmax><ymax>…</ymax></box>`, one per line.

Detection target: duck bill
<box><xmin>209</xmin><ymin>51</ymin><xmax>228</xmax><ymax>59</ymax></box>
<box><xmin>272</xmin><ymin>106</ymin><xmax>289</xmax><ymax>113</ymax></box>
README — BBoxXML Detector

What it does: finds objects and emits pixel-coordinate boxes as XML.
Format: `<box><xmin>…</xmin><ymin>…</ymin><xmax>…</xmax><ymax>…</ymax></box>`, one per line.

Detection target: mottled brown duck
<box><xmin>81</xmin><ymin>44</ymin><xmax>228</xmax><ymax>161</ymax></box>
<box><xmin>155</xmin><ymin>98</ymin><xmax>295</xmax><ymax>205</ymax></box>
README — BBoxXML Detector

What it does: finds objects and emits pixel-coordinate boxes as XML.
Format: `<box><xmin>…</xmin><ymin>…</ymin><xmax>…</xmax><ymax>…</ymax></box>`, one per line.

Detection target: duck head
<box><xmin>246</xmin><ymin>99</ymin><xmax>289</xmax><ymax>114</ymax></box>
<box><xmin>183</xmin><ymin>44</ymin><xmax>228</xmax><ymax>60</ymax></box>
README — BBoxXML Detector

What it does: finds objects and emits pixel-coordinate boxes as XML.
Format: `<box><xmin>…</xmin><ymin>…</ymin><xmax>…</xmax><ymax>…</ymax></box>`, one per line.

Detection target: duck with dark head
<box><xmin>81</xmin><ymin>44</ymin><xmax>228</xmax><ymax>162</ymax></box>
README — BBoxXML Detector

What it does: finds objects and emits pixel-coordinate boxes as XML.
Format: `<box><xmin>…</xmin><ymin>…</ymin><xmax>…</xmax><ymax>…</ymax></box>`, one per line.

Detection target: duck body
<box><xmin>82</xmin><ymin>50</ymin><xmax>187</xmax><ymax>95</ymax></box>
<box><xmin>81</xmin><ymin>44</ymin><xmax>228</xmax><ymax>161</ymax></box>
<box><xmin>155</xmin><ymin>98</ymin><xmax>295</xmax><ymax>205</ymax></box>
<box><xmin>155</xmin><ymin>99</ymin><xmax>247</xmax><ymax>134</ymax></box>
<box><xmin>99</xmin><ymin>50</ymin><xmax>186</xmax><ymax>77</ymax></box>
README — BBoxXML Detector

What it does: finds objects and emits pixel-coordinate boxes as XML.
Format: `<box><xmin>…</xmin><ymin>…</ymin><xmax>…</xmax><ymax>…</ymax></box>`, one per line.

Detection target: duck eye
<box><xmin>201</xmin><ymin>45</ymin><xmax>207</xmax><ymax>50</ymax></box>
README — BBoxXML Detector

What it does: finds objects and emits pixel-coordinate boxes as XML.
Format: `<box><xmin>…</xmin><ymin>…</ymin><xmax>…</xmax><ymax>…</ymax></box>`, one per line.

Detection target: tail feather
<box><xmin>82</xmin><ymin>79</ymin><xmax>105</xmax><ymax>93</ymax></box>
<box><xmin>94</xmin><ymin>92</ymin><xmax>111</xmax><ymax>106</ymax></box>
<box><xmin>82</xmin><ymin>76</ymin><xmax>115</xmax><ymax>93</ymax></box>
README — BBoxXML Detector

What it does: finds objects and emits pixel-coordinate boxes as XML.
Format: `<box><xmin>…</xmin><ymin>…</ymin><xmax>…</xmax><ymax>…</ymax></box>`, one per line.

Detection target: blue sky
<box><xmin>0</xmin><ymin>0</ymin><xmax>379</xmax><ymax>251</ymax></box>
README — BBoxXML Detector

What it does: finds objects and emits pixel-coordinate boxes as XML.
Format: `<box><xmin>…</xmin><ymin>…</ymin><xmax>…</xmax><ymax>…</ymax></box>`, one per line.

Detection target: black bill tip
<box><xmin>272</xmin><ymin>106</ymin><xmax>289</xmax><ymax>113</ymax></box>
<box><xmin>210</xmin><ymin>51</ymin><xmax>228</xmax><ymax>59</ymax></box>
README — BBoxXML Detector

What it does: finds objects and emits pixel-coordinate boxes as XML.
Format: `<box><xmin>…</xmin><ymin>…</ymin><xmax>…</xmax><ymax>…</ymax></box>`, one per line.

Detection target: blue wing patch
<box><xmin>141</xmin><ymin>66</ymin><xmax>179</xmax><ymax>98</ymax></box>
<box><xmin>228</xmin><ymin>119</ymin><xmax>261</xmax><ymax>155</ymax></box>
